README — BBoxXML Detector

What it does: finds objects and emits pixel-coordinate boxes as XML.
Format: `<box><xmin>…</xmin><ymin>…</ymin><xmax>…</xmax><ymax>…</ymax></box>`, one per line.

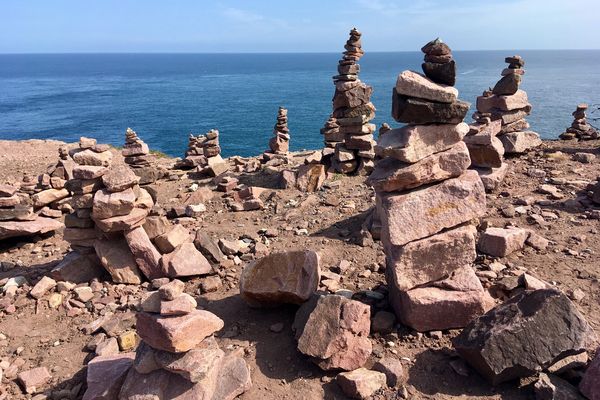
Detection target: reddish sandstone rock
<box><xmin>160</xmin><ymin>293</ymin><xmax>197</xmax><ymax>316</ymax></box>
<box><xmin>368</xmin><ymin>141</ymin><xmax>470</xmax><ymax>192</ymax></box>
<box><xmin>119</xmin><ymin>367</ymin><xmax>218</xmax><ymax>400</ymax></box>
<box><xmin>372</xmin><ymin>358</ymin><xmax>407</xmax><ymax>388</ymax></box>
<box><xmin>240</xmin><ymin>250</ymin><xmax>320</xmax><ymax>307</ymax></box>
<box><xmin>101</xmin><ymin>165</ymin><xmax>140</xmax><ymax>192</ymax></box>
<box><xmin>580</xmin><ymin>349</ymin><xmax>600</xmax><ymax>400</ymax></box>
<box><xmin>499</xmin><ymin>131</ymin><xmax>542</xmax><ymax>154</ymax></box>
<box><xmin>465</xmin><ymin>136</ymin><xmax>505</xmax><ymax>168</ymax></box>
<box><xmin>476</xmin><ymin>90</ymin><xmax>530</xmax><ymax>113</ymax></box>
<box><xmin>143</xmin><ymin>216</ymin><xmax>170</xmax><ymax>240</ymax></box>
<box><xmin>296</xmin><ymin>164</ymin><xmax>326</xmax><ymax>192</ymax></box>
<box><xmin>477</xmin><ymin>227</ymin><xmax>529</xmax><ymax>257</ymax></box>
<box><xmin>386</xmin><ymin>224</ymin><xmax>477</xmax><ymax>291</ymax></box>
<box><xmin>212</xmin><ymin>354</ymin><xmax>253</xmax><ymax>400</ymax></box>
<box><xmin>73</xmin><ymin>165</ymin><xmax>108</xmax><ymax>180</ymax></box>
<box><xmin>94</xmin><ymin>237</ymin><xmax>143</xmax><ymax>284</ymax></box>
<box><xmin>83</xmin><ymin>353</ymin><xmax>135</xmax><ymax>400</ymax></box>
<box><xmin>377</xmin><ymin>170</ymin><xmax>486</xmax><ymax>247</ymax></box>
<box><xmin>155</xmin><ymin>225</ymin><xmax>191</xmax><ymax>254</ymax></box>
<box><xmin>72</xmin><ymin>148</ymin><xmax>113</xmax><ymax>166</ymax></box>
<box><xmin>136</xmin><ymin>310</ymin><xmax>224</xmax><ymax>353</ymax></box>
<box><xmin>336</xmin><ymin>368</ymin><xmax>387</xmax><ymax>399</ymax></box>
<box><xmin>160</xmin><ymin>243</ymin><xmax>212</xmax><ymax>278</ymax></box>
<box><xmin>0</xmin><ymin>217</ymin><xmax>64</xmax><ymax>241</ymax></box>
<box><xmin>17</xmin><ymin>367</ymin><xmax>51</xmax><ymax>394</ymax></box>
<box><xmin>375</xmin><ymin>123</ymin><xmax>469</xmax><ymax>163</ymax></box>
<box><xmin>124</xmin><ymin>226</ymin><xmax>163</xmax><ymax>280</ymax></box>
<box><xmin>92</xmin><ymin>188</ymin><xmax>136</xmax><ymax>219</ymax></box>
<box><xmin>475</xmin><ymin>164</ymin><xmax>508</xmax><ymax>192</ymax></box>
<box><xmin>390</xmin><ymin>266</ymin><xmax>493</xmax><ymax>332</ymax></box>
<box><xmin>395</xmin><ymin>70</ymin><xmax>458</xmax><ymax>103</ymax></box>
<box><xmin>297</xmin><ymin>295</ymin><xmax>371</xmax><ymax>371</ymax></box>
<box><xmin>32</xmin><ymin>188</ymin><xmax>70</xmax><ymax>208</ymax></box>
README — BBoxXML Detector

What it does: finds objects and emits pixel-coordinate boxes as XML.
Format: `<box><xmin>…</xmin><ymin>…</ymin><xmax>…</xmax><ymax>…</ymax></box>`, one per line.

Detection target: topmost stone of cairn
<box><xmin>421</xmin><ymin>38</ymin><xmax>456</xmax><ymax>86</ymax></box>
<box><xmin>492</xmin><ymin>56</ymin><xmax>525</xmax><ymax>96</ymax></box>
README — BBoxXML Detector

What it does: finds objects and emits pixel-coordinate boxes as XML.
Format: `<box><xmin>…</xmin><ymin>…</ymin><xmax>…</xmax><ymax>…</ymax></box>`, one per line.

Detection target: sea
<box><xmin>0</xmin><ymin>51</ymin><xmax>599</xmax><ymax>158</ymax></box>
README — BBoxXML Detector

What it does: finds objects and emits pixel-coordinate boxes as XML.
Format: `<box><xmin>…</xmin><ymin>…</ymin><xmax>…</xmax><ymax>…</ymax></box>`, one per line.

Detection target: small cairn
<box><xmin>123</xmin><ymin>128</ymin><xmax>161</xmax><ymax>184</ymax></box>
<box><xmin>321</xmin><ymin>28</ymin><xmax>376</xmax><ymax>175</ymax></box>
<box><xmin>560</xmin><ymin>104</ymin><xmax>599</xmax><ymax>140</ymax></box>
<box><xmin>176</xmin><ymin>129</ymin><xmax>229</xmax><ymax>177</ymax></box>
<box><xmin>93</xmin><ymin>279</ymin><xmax>251</xmax><ymax>399</ymax></box>
<box><xmin>473</xmin><ymin>55</ymin><xmax>541</xmax><ymax>154</ymax></box>
<box><xmin>465</xmin><ymin>118</ymin><xmax>506</xmax><ymax>192</ymax></box>
<box><xmin>264</xmin><ymin>107</ymin><xmax>290</xmax><ymax>159</ymax></box>
<box><xmin>369</xmin><ymin>39</ymin><xmax>492</xmax><ymax>332</ymax></box>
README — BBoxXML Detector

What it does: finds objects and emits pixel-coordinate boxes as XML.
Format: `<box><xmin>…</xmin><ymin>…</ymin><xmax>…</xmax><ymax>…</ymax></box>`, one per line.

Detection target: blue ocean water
<box><xmin>0</xmin><ymin>51</ymin><xmax>599</xmax><ymax>158</ymax></box>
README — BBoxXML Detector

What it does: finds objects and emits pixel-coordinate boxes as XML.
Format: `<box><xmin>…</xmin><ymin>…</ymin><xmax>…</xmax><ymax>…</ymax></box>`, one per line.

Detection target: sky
<box><xmin>1</xmin><ymin>0</ymin><xmax>599</xmax><ymax>53</ymax></box>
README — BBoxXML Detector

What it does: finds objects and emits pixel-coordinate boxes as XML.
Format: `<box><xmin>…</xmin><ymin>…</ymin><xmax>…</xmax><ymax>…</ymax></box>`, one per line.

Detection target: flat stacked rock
<box><xmin>92</xmin><ymin>279</ymin><xmax>252</xmax><ymax>399</ymax></box>
<box><xmin>473</xmin><ymin>56</ymin><xmax>541</xmax><ymax>154</ymax></box>
<box><xmin>465</xmin><ymin>119</ymin><xmax>507</xmax><ymax>192</ymax></box>
<box><xmin>176</xmin><ymin>130</ymin><xmax>229</xmax><ymax>177</ymax></box>
<box><xmin>320</xmin><ymin>28</ymin><xmax>376</xmax><ymax>175</ymax></box>
<box><xmin>369</xmin><ymin>39</ymin><xmax>493</xmax><ymax>332</ymax></box>
<box><xmin>265</xmin><ymin>107</ymin><xmax>290</xmax><ymax>158</ymax></box>
<box><xmin>559</xmin><ymin>104</ymin><xmax>599</xmax><ymax>140</ymax></box>
<box><xmin>123</xmin><ymin>128</ymin><xmax>161</xmax><ymax>184</ymax></box>
<box><xmin>0</xmin><ymin>182</ymin><xmax>63</xmax><ymax>241</ymax></box>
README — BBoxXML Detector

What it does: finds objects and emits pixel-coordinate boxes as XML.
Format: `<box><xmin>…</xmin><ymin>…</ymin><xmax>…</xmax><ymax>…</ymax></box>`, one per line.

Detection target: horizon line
<box><xmin>1</xmin><ymin>48</ymin><xmax>599</xmax><ymax>56</ymax></box>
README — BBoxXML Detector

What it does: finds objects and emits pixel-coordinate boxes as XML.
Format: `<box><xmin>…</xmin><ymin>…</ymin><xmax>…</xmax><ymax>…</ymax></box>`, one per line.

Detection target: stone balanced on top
<box><xmin>320</xmin><ymin>28</ymin><xmax>376</xmax><ymax>175</ymax></box>
<box><xmin>266</xmin><ymin>106</ymin><xmax>290</xmax><ymax>156</ymax></box>
<box><xmin>474</xmin><ymin>55</ymin><xmax>541</xmax><ymax>154</ymax></box>
<box><xmin>368</xmin><ymin>38</ymin><xmax>493</xmax><ymax>332</ymax></box>
<box><xmin>559</xmin><ymin>103</ymin><xmax>599</xmax><ymax>140</ymax></box>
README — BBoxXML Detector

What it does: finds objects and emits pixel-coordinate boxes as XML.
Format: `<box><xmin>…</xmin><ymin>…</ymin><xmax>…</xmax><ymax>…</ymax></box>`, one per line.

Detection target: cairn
<box><xmin>368</xmin><ymin>39</ymin><xmax>492</xmax><ymax>332</ymax></box>
<box><xmin>560</xmin><ymin>104</ymin><xmax>599</xmax><ymax>140</ymax></box>
<box><xmin>91</xmin><ymin>279</ymin><xmax>251</xmax><ymax>399</ymax></box>
<box><xmin>465</xmin><ymin>119</ymin><xmax>507</xmax><ymax>192</ymax></box>
<box><xmin>320</xmin><ymin>28</ymin><xmax>376</xmax><ymax>175</ymax></box>
<box><xmin>265</xmin><ymin>107</ymin><xmax>290</xmax><ymax>158</ymax></box>
<box><xmin>473</xmin><ymin>55</ymin><xmax>541</xmax><ymax>154</ymax></box>
<box><xmin>176</xmin><ymin>129</ymin><xmax>229</xmax><ymax>177</ymax></box>
<box><xmin>123</xmin><ymin>128</ymin><xmax>160</xmax><ymax>184</ymax></box>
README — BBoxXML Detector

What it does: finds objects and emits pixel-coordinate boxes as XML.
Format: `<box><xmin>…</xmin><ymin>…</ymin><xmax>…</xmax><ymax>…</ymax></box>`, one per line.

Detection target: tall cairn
<box><xmin>559</xmin><ymin>103</ymin><xmax>599</xmax><ymax>140</ymax></box>
<box><xmin>122</xmin><ymin>128</ymin><xmax>160</xmax><ymax>185</ymax></box>
<box><xmin>321</xmin><ymin>28</ymin><xmax>376</xmax><ymax>175</ymax></box>
<box><xmin>369</xmin><ymin>39</ymin><xmax>493</xmax><ymax>332</ymax></box>
<box><xmin>266</xmin><ymin>106</ymin><xmax>290</xmax><ymax>157</ymax></box>
<box><xmin>473</xmin><ymin>55</ymin><xmax>541</xmax><ymax>154</ymax></box>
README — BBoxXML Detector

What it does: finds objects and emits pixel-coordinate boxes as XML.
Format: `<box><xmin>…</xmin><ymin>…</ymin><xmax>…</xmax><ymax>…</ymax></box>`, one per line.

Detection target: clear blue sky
<box><xmin>1</xmin><ymin>0</ymin><xmax>598</xmax><ymax>53</ymax></box>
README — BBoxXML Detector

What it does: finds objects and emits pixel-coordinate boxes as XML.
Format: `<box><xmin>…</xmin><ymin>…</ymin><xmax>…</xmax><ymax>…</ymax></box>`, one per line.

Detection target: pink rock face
<box><xmin>499</xmin><ymin>131</ymin><xmax>542</xmax><ymax>154</ymax></box>
<box><xmin>336</xmin><ymin>368</ymin><xmax>387</xmax><ymax>400</ymax></box>
<box><xmin>160</xmin><ymin>242</ymin><xmax>212</xmax><ymax>278</ymax></box>
<box><xmin>240</xmin><ymin>250</ymin><xmax>321</xmax><ymax>307</ymax></box>
<box><xmin>580</xmin><ymin>349</ymin><xmax>600</xmax><ymax>400</ymax></box>
<box><xmin>465</xmin><ymin>136</ymin><xmax>505</xmax><ymax>168</ymax></box>
<box><xmin>386</xmin><ymin>225</ymin><xmax>477</xmax><ymax>291</ymax></box>
<box><xmin>468</xmin><ymin>120</ymin><xmax>502</xmax><ymax>137</ymax></box>
<box><xmin>155</xmin><ymin>225</ymin><xmax>191</xmax><ymax>254</ymax></box>
<box><xmin>332</xmin><ymin>82</ymin><xmax>373</xmax><ymax>109</ymax></box>
<box><xmin>296</xmin><ymin>164</ymin><xmax>326</xmax><ymax>193</ymax></box>
<box><xmin>395</xmin><ymin>70</ymin><xmax>458</xmax><ymax>103</ymax></box>
<box><xmin>94</xmin><ymin>237</ymin><xmax>143</xmax><ymax>285</ymax></box>
<box><xmin>94</xmin><ymin>207</ymin><xmax>149</xmax><ymax>233</ymax></box>
<box><xmin>50</xmin><ymin>251</ymin><xmax>104</xmax><ymax>283</ymax></box>
<box><xmin>368</xmin><ymin>142</ymin><xmax>470</xmax><ymax>192</ymax></box>
<box><xmin>375</xmin><ymin>123</ymin><xmax>469</xmax><ymax>163</ymax></box>
<box><xmin>92</xmin><ymin>188</ymin><xmax>136</xmax><ymax>219</ymax></box>
<box><xmin>83</xmin><ymin>353</ymin><xmax>134</xmax><ymax>400</ymax></box>
<box><xmin>31</xmin><ymin>188</ymin><xmax>70</xmax><ymax>208</ymax></box>
<box><xmin>477</xmin><ymin>227</ymin><xmax>529</xmax><ymax>257</ymax></box>
<box><xmin>212</xmin><ymin>354</ymin><xmax>253</xmax><ymax>400</ymax></box>
<box><xmin>136</xmin><ymin>310</ymin><xmax>224</xmax><ymax>353</ymax></box>
<box><xmin>160</xmin><ymin>293</ymin><xmax>197</xmax><ymax>316</ymax></box>
<box><xmin>297</xmin><ymin>295</ymin><xmax>372</xmax><ymax>371</ymax></box>
<box><xmin>72</xmin><ymin>148</ymin><xmax>113</xmax><ymax>166</ymax></box>
<box><xmin>378</xmin><ymin>170</ymin><xmax>486</xmax><ymax>247</ymax></box>
<box><xmin>0</xmin><ymin>217</ymin><xmax>64</xmax><ymax>241</ymax></box>
<box><xmin>101</xmin><ymin>165</ymin><xmax>140</xmax><ymax>192</ymax></box>
<box><xmin>143</xmin><ymin>216</ymin><xmax>170</xmax><ymax>240</ymax></box>
<box><xmin>389</xmin><ymin>268</ymin><xmax>494</xmax><ymax>332</ymax></box>
<box><xmin>475</xmin><ymin>164</ymin><xmax>508</xmax><ymax>192</ymax></box>
<box><xmin>476</xmin><ymin>90</ymin><xmax>530</xmax><ymax>112</ymax></box>
<box><xmin>124</xmin><ymin>226</ymin><xmax>163</xmax><ymax>280</ymax></box>
<box><xmin>17</xmin><ymin>367</ymin><xmax>52</xmax><ymax>394</ymax></box>
<box><xmin>73</xmin><ymin>165</ymin><xmax>108</xmax><ymax>180</ymax></box>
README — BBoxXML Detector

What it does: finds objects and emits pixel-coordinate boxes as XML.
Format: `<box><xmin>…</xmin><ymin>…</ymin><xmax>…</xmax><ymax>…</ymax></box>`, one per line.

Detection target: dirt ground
<box><xmin>0</xmin><ymin>138</ymin><xmax>598</xmax><ymax>400</ymax></box>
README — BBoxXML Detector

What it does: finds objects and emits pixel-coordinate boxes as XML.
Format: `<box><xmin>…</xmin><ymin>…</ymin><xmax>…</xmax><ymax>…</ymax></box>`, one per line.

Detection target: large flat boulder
<box><xmin>375</xmin><ymin>123</ymin><xmax>469</xmax><ymax>163</ymax></box>
<box><xmin>240</xmin><ymin>250</ymin><xmax>320</xmax><ymax>307</ymax></box>
<box><xmin>297</xmin><ymin>295</ymin><xmax>371</xmax><ymax>371</ymax></box>
<box><xmin>0</xmin><ymin>217</ymin><xmax>64</xmax><ymax>241</ymax></box>
<box><xmin>368</xmin><ymin>142</ymin><xmax>470</xmax><ymax>192</ymax></box>
<box><xmin>476</xmin><ymin>90</ymin><xmax>529</xmax><ymax>113</ymax></box>
<box><xmin>453</xmin><ymin>289</ymin><xmax>596</xmax><ymax>385</ymax></box>
<box><xmin>392</xmin><ymin>90</ymin><xmax>470</xmax><ymax>124</ymax></box>
<box><xmin>377</xmin><ymin>170</ymin><xmax>486</xmax><ymax>247</ymax></box>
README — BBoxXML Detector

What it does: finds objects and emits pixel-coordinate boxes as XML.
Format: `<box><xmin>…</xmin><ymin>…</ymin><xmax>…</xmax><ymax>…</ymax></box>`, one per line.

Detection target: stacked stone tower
<box><xmin>176</xmin><ymin>130</ymin><xmax>228</xmax><ymax>176</ymax></box>
<box><xmin>473</xmin><ymin>55</ymin><xmax>541</xmax><ymax>154</ymax></box>
<box><xmin>267</xmin><ymin>106</ymin><xmax>290</xmax><ymax>155</ymax></box>
<box><xmin>368</xmin><ymin>39</ymin><xmax>492</xmax><ymax>332</ymax></box>
<box><xmin>560</xmin><ymin>104</ymin><xmax>599</xmax><ymax>140</ymax></box>
<box><xmin>321</xmin><ymin>28</ymin><xmax>376</xmax><ymax>174</ymax></box>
